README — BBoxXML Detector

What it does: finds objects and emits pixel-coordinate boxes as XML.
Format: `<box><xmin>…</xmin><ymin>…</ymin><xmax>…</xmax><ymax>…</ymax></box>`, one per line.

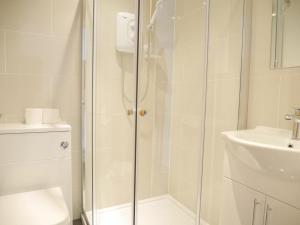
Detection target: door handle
<box><xmin>139</xmin><ymin>109</ymin><xmax>147</xmax><ymax>117</ymax></box>
<box><xmin>251</xmin><ymin>199</ymin><xmax>260</xmax><ymax>225</ymax></box>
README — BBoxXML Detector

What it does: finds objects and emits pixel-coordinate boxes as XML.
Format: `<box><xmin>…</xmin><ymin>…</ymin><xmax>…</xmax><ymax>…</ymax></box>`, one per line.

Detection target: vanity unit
<box><xmin>221</xmin><ymin>127</ymin><xmax>300</xmax><ymax>225</ymax></box>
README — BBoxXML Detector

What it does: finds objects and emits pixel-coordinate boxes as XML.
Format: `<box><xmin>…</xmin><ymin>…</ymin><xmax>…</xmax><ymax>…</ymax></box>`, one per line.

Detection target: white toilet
<box><xmin>0</xmin><ymin>123</ymin><xmax>72</xmax><ymax>225</ymax></box>
<box><xmin>0</xmin><ymin>187</ymin><xmax>70</xmax><ymax>225</ymax></box>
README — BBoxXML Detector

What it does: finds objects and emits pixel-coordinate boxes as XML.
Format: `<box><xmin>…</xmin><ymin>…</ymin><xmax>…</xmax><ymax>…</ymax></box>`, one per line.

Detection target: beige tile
<box><xmin>50</xmin><ymin>74</ymin><xmax>81</xmax><ymax>118</ymax></box>
<box><xmin>95</xmin><ymin>175</ymin><xmax>133</xmax><ymax>209</ymax></box>
<box><xmin>247</xmin><ymin>76</ymin><xmax>281</xmax><ymax>128</ymax></box>
<box><xmin>206</xmin><ymin>78</ymin><xmax>240</xmax><ymax>123</ymax></box>
<box><xmin>111</xmin><ymin>115</ymin><xmax>135</xmax><ymax>158</ymax></box>
<box><xmin>95</xmin><ymin>114</ymin><xmax>113</xmax><ymax>149</ymax></box>
<box><xmin>169</xmin><ymin>144</ymin><xmax>200</xmax><ymax>212</ymax></box>
<box><xmin>0</xmin><ymin>0</ymin><xmax>51</xmax><ymax>33</ymax></box>
<box><xmin>0</xmin><ymin>74</ymin><xmax>51</xmax><ymax>119</ymax></box>
<box><xmin>169</xmin><ymin>114</ymin><xmax>203</xmax><ymax>212</ymax></box>
<box><xmin>210</xmin><ymin>0</ymin><xmax>244</xmax><ymax>37</ymax></box>
<box><xmin>53</xmin><ymin>0</ymin><xmax>81</xmax><ymax>36</ymax></box>
<box><xmin>207</xmin><ymin>36</ymin><xmax>243</xmax><ymax>80</ymax></box>
<box><xmin>96</xmin><ymin>77</ymin><xmax>136</xmax><ymax>116</ymax></box>
<box><xmin>172</xmin><ymin>83</ymin><xmax>205</xmax><ymax>116</ymax></box>
<box><xmin>95</xmin><ymin>113</ymin><xmax>135</xmax><ymax>154</ymax></box>
<box><xmin>173</xmin><ymin>7</ymin><xmax>206</xmax><ymax>85</ymax></box>
<box><xmin>208</xmin><ymin>0</ymin><xmax>244</xmax><ymax>80</ymax></box>
<box><xmin>176</xmin><ymin>0</ymin><xmax>202</xmax><ymax>18</ymax></box>
<box><xmin>6</xmin><ymin>31</ymin><xmax>81</xmax><ymax>75</ymax></box>
<box><xmin>136</xmin><ymin>141</ymin><xmax>153</xmax><ymax>199</ymax></box>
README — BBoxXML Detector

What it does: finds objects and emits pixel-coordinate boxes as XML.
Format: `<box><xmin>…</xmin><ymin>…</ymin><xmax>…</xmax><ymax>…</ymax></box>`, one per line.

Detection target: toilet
<box><xmin>0</xmin><ymin>187</ymin><xmax>70</xmax><ymax>225</ymax></box>
<box><xmin>0</xmin><ymin>123</ymin><xmax>72</xmax><ymax>225</ymax></box>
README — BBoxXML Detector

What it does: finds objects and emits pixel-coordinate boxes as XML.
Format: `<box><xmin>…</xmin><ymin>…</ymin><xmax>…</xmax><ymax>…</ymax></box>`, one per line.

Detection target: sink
<box><xmin>222</xmin><ymin>126</ymin><xmax>300</xmax><ymax>181</ymax></box>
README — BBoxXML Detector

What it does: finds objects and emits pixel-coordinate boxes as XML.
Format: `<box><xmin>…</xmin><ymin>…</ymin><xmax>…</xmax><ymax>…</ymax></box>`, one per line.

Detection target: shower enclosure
<box><xmin>82</xmin><ymin>0</ymin><xmax>247</xmax><ymax>225</ymax></box>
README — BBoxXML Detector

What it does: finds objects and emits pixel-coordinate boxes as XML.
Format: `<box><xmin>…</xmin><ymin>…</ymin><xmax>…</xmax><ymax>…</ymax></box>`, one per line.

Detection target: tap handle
<box><xmin>294</xmin><ymin>107</ymin><xmax>300</xmax><ymax>116</ymax></box>
<box><xmin>286</xmin><ymin>107</ymin><xmax>300</xmax><ymax>120</ymax></box>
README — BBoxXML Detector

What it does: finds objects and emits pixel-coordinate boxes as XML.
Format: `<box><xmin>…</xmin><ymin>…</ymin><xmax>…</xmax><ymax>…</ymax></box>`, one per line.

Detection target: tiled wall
<box><xmin>0</xmin><ymin>0</ymin><xmax>83</xmax><ymax>219</ymax></box>
<box><xmin>247</xmin><ymin>0</ymin><xmax>300</xmax><ymax>130</ymax></box>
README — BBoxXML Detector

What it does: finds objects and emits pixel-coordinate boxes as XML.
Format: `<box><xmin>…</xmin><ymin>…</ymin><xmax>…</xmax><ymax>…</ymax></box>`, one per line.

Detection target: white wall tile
<box><xmin>0</xmin><ymin>74</ymin><xmax>51</xmax><ymax>117</ymax></box>
<box><xmin>248</xmin><ymin>75</ymin><xmax>281</xmax><ymax>128</ymax></box>
<box><xmin>53</xmin><ymin>0</ymin><xmax>81</xmax><ymax>36</ymax></box>
<box><xmin>6</xmin><ymin>31</ymin><xmax>80</xmax><ymax>75</ymax></box>
<box><xmin>0</xmin><ymin>0</ymin><xmax>52</xmax><ymax>33</ymax></box>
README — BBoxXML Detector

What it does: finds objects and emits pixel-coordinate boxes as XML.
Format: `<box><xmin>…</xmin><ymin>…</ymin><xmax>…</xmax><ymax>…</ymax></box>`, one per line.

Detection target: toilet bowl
<box><xmin>0</xmin><ymin>187</ymin><xmax>70</xmax><ymax>225</ymax></box>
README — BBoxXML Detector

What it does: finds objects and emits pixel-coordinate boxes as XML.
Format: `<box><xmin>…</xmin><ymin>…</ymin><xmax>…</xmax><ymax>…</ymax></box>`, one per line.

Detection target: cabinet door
<box><xmin>265</xmin><ymin>198</ymin><xmax>300</xmax><ymax>225</ymax></box>
<box><xmin>220</xmin><ymin>178</ymin><xmax>265</xmax><ymax>225</ymax></box>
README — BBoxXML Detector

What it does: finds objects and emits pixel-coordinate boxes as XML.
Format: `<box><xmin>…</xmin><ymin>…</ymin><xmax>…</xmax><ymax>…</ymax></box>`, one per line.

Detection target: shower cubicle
<box><xmin>81</xmin><ymin>0</ymin><xmax>247</xmax><ymax>224</ymax></box>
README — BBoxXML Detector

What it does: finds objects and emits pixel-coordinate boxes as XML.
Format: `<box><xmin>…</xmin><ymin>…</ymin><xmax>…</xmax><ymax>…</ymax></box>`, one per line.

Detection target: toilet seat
<box><xmin>0</xmin><ymin>187</ymin><xmax>70</xmax><ymax>225</ymax></box>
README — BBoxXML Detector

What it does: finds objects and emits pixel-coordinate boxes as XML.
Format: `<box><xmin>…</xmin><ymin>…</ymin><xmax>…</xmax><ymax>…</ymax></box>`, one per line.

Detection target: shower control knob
<box><xmin>60</xmin><ymin>141</ymin><xmax>69</xmax><ymax>150</ymax></box>
<box><xmin>139</xmin><ymin>110</ymin><xmax>147</xmax><ymax>117</ymax></box>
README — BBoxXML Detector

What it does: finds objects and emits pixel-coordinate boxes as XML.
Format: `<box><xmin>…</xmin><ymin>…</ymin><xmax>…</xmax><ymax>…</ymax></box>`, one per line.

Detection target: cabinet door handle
<box><xmin>264</xmin><ymin>204</ymin><xmax>272</xmax><ymax>225</ymax></box>
<box><xmin>251</xmin><ymin>199</ymin><xmax>260</xmax><ymax>225</ymax></box>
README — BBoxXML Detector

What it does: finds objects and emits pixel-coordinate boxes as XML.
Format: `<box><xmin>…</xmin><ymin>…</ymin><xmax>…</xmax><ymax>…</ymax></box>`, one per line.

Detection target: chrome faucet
<box><xmin>285</xmin><ymin>108</ymin><xmax>300</xmax><ymax>140</ymax></box>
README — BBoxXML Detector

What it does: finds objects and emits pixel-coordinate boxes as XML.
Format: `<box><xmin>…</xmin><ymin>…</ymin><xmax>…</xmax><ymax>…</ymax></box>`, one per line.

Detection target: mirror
<box><xmin>271</xmin><ymin>0</ymin><xmax>300</xmax><ymax>69</ymax></box>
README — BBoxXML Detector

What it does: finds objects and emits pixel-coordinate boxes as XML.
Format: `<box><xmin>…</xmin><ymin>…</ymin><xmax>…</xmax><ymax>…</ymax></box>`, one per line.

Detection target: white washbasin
<box><xmin>222</xmin><ymin>126</ymin><xmax>300</xmax><ymax>181</ymax></box>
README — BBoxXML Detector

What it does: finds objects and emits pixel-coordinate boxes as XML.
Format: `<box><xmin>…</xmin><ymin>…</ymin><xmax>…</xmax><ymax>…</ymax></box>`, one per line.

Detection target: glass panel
<box><xmin>82</xmin><ymin>0</ymin><xmax>94</xmax><ymax>223</ymax></box>
<box><xmin>135</xmin><ymin>0</ymin><xmax>209</xmax><ymax>225</ymax></box>
<box><xmin>200</xmin><ymin>0</ymin><xmax>246</xmax><ymax>224</ymax></box>
<box><xmin>93</xmin><ymin>0</ymin><xmax>138</xmax><ymax>225</ymax></box>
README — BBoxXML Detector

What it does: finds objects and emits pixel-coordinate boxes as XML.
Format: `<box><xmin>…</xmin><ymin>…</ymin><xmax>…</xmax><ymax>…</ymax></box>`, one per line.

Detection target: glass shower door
<box><xmin>83</xmin><ymin>0</ymin><xmax>211</xmax><ymax>225</ymax></box>
<box><xmin>135</xmin><ymin>0</ymin><xmax>209</xmax><ymax>225</ymax></box>
<box><xmin>92</xmin><ymin>0</ymin><xmax>139</xmax><ymax>225</ymax></box>
<box><xmin>82</xmin><ymin>0</ymin><xmax>94</xmax><ymax>223</ymax></box>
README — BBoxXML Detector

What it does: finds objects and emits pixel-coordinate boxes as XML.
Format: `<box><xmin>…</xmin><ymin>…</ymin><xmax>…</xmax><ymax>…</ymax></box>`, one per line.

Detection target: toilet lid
<box><xmin>0</xmin><ymin>187</ymin><xmax>70</xmax><ymax>225</ymax></box>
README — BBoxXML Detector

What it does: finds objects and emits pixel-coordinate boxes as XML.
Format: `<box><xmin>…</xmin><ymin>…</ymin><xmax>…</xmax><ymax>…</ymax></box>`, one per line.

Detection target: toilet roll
<box><xmin>43</xmin><ymin>108</ymin><xmax>62</xmax><ymax>124</ymax></box>
<box><xmin>25</xmin><ymin>108</ymin><xmax>43</xmax><ymax>125</ymax></box>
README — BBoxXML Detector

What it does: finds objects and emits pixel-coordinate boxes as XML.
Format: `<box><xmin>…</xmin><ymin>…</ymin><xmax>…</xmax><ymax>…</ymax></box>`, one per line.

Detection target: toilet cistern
<box><xmin>285</xmin><ymin>108</ymin><xmax>300</xmax><ymax>140</ymax></box>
